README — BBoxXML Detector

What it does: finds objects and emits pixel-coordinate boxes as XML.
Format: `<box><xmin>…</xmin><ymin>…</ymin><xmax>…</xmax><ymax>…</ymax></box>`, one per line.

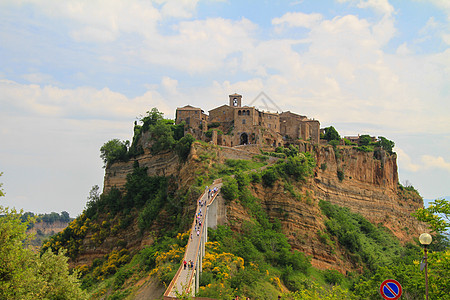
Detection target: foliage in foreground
<box><xmin>0</xmin><ymin>206</ymin><xmax>86</xmax><ymax>299</ymax></box>
<box><xmin>414</xmin><ymin>198</ymin><xmax>450</xmax><ymax>233</ymax></box>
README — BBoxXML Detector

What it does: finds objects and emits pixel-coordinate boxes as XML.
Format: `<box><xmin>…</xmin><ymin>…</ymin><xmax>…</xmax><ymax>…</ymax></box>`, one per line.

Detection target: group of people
<box><xmin>183</xmin><ymin>260</ymin><xmax>194</xmax><ymax>270</ymax></box>
<box><xmin>185</xmin><ymin>184</ymin><xmax>221</xmax><ymax>273</ymax></box>
<box><xmin>207</xmin><ymin>186</ymin><xmax>219</xmax><ymax>199</ymax></box>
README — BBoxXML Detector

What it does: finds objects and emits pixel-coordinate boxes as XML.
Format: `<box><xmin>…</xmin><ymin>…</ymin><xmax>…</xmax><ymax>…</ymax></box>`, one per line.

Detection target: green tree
<box><xmin>141</xmin><ymin>108</ymin><xmax>164</xmax><ymax>132</ymax></box>
<box><xmin>221</xmin><ymin>176</ymin><xmax>239</xmax><ymax>201</ymax></box>
<box><xmin>175</xmin><ymin>133</ymin><xmax>195</xmax><ymax>161</ymax></box>
<box><xmin>414</xmin><ymin>198</ymin><xmax>450</xmax><ymax>233</ymax></box>
<box><xmin>378</xmin><ymin>136</ymin><xmax>395</xmax><ymax>154</ymax></box>
<box><xmin>324</xmin><ymin>126</ymin><xmax>340</xmax><ymax>142</ymax></box>
<box><xmin>149</xmin><ymin>120</ymin><xmax>176</xmax><ymax>153</ymax></box>
<box><xmin>100</xmin><ymin>139</ymin><xmax>128</xmax><ymax>167</ymax></box>
<box><xmin>0</xmin><ymin>206</ymin><xmax>86</xmax><ymax>299</ymax></box>
<box><xmin>359</xmin><ymin>135</ymin><xmax>372</xmax><ymax>146</ymax></box>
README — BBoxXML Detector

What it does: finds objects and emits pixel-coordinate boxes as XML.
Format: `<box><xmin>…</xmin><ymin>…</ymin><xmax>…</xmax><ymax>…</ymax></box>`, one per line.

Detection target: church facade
<box><xmin>175</xmin><ymin>93</ymin><xmax>320</xmax><ymax>147</ymax></box>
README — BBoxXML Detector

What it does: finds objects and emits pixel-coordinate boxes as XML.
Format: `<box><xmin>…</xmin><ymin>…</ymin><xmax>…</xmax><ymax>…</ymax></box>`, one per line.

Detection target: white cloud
<box><xmin>138</xmin><ymin>17</ymin><xmax>257</xmax><ymax>73</ymax></box>
<box><xmin>356</xmin><ymin>0</ymin><xmax>394</xmax><ymax>16</ymax></box>
<box><xmin>396</xmin><ymin>148</ymin><xmax>450</xmax><ymax>173</ymax></box>
<box><xmin>396</xmin><ymin>42</ymin><xmax>412</xmax><ymax>55</ymax></box>
<box><xmin>337</xmin><ymin>0</ymin><xmax>394</xmax><ymax>16</ymax></box>
<box><xmin>396</xmin><ymin>148</ymin><xmax>421</xmax><ymax>172</ymax></box>
<box><xmin>420</xmin><ymin>0</ymin><xmax>450</xmax><ymax>20</ymax></box>
<box><xmin>157</xmin><ymin>0</ymin><xmax>199</xmax><ymax>18</ymax></box>
<box><xmin>22</xmin><ymin>72</ymin><xmax>56</xmax><ymax>84</ymax></box>
<box><xmin>0</xmin><ymin>79</ymin><xmax>171</xmax><ymax>120</ymax></box>
<box><xmin>272</xmin><ymin>12</ymin><xmax>323</xmax><ymax>29</ymax></box>
<box><xmin>421</xmin><ymin>155</ymin><xmax>450</xmax><ymax>172</ymax></box>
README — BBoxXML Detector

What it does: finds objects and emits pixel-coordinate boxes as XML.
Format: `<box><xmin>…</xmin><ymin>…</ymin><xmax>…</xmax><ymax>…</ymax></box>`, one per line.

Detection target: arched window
<box><xmin>238</xmin><ymin>110</ymin><xmax>242</xmax><ymax>116</ymax></box>
<box><xmin>247</xmin><ymin>110</ymin><xmax>250</xmax><ymax>115</ymax></box>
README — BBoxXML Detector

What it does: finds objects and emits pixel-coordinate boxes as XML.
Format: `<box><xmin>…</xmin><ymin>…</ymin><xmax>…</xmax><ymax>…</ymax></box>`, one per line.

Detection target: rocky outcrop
<box><xmin>100</xmin><ymin>142</ymin><xmax>424</xmax><ymax>274</ymax></box>
<box><xmin>312</xmin><ymin>145</ymin><xmax>424</xmax><ymax>243</ymax></box>
<box><xmin>103</xmin><ymin>150</ymin><xmax>180</xmax><ymax>194</ymax></box>
<box><xmin>223</xmin><ymin>144</ymin><xmax>424</xmax><ymax>273</ymax></box>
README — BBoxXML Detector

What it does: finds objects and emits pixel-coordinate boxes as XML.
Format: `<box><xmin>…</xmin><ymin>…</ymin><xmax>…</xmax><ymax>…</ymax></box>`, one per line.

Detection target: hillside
<box><xmin>41</xmin><ymin>111</ymin><xmax>426</xmax><ymax>299</ymax></box>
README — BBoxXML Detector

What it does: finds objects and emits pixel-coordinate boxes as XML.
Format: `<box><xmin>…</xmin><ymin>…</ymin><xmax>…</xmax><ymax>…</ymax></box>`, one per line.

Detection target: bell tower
<box><xmin>229</xmin><ymin>93</ymin><xmax>242</xmax><ymax>107</ymax></box>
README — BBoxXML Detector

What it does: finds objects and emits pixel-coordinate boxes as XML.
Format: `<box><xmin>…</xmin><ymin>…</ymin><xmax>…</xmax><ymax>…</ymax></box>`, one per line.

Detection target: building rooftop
<box><xmin>177</xmin><ymin>105</ymin><xmax>202</xmax><ymax>111</ymax></box>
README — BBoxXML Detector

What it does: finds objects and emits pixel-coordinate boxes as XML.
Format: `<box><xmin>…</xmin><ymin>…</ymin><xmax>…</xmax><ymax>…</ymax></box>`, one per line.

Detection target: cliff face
<box><xmin>312</xmin><ymin>145</ymin><xmax>424</xmax><ymax>242</ymax></box>
<box><xmin>100</xmin><ymin>142</ymin><xmax>424</xmax><ymax>273</ymax></box>
<box><xmin>224</xmin><ymin>144</ymin><xmax>424</xmax><ymax>273</ymax></box>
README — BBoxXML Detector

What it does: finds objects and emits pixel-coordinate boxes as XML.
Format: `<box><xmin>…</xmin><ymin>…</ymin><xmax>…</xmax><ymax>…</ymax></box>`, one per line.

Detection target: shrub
<box><xmin>100</xmin><ymin>139</ymin><xmax>128</xmax><ymax>167</ymax></box>
<box><xmin>205</xmin><ymin>128</ymin><xmax>224</xmax><ymax>138</ymax></box>
<box><xmin>251</xmin><ymin>172</ymin><xmax>262</xmax><ymax>183</ymax></box>
<box><xmin>337</xmin><ymin>170</ymin><xmax>344</xmax><ymax>181</ymax></box>
<box><xmin>328</xmin><ymin>140</ymin><xmax>339</xmax><ymax>147</ymax></box>
<box><xmin>359</xmin><ymin>135</ymin><xmax>372</xmax><ymax>146</ymax></box>
<box><xmin>377</xmin><ymin>136</ymin><xmax>395</xmax><ymax>154</ymax></box>
<box><xmin>235</xmin><ymin>172</ymin><xmax>250</xmax><ymax>191</ymax></box>
<box><xmin>221</xmin><ymin>176</ymin><xmax>239</xmax><ymax>201</ymax></box>
<box><xmin>324</xmin><ymin>126</ymin><xmax>340</xmax><ymax>142</ymax></box>
<box><xmin>323</xmin><ymin>269</ymin><xmax>344</xmax><ymax>285</ymax></box>
<box><xmin>175</xmin><ymin>133</ymin><xmax>195</xmax><ymax>161</ymax></box>
<box><xmin>262</xmin><ymin>168</ymin><xmax>278</xmax><ymax>187</ymax></box>
<box><xmin>354</xmin><ymin>145</ymin><xmax>374</xmax><ymax>152</ymax></box>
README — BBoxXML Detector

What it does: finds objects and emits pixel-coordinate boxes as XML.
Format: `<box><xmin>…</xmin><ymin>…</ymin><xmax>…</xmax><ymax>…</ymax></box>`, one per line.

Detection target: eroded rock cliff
<box><xmin>100</xmin><ymin>142</ymin><xmax>424</xmax><ymax>274</ymax></box>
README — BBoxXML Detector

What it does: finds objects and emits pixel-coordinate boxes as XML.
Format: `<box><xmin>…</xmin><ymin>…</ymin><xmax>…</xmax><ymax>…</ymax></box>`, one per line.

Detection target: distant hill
<box><xmin>23</xmin><ymin>211</ymin><xmax>73</xmax><ymax>247</ymax></box>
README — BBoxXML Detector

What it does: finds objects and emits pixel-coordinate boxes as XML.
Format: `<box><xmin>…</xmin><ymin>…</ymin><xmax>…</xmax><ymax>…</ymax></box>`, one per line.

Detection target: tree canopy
<box><xmin>0</xmin><ymin>206</ymin><xmax>87</xmax><ymax>299</ymax></box>
<box><xmin>414</xmin><ymin>198</ymin><xmax>450</xmax><ymax>233</ymax></box>
<box><xmin>100</xmin><ymin>139</ymin><xmax>128</xmax><ymax>167</ymax></box>
<box><xmin>377</xmin><ymin>136</ymin><xmax>395</xmax><ymax>154</ymax></box>
<box><xmin>324</xmin><ymin>126</ymin><xmax>340</xmax><ymax>142</ymax></box>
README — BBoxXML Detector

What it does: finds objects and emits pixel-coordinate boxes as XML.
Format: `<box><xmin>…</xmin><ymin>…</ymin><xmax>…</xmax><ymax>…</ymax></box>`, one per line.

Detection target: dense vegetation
<box><xmin>0</xmin><ymin>206</ymin><xmax>86</xmax><ymax>299</ymax></box>
<box><xmin>100</xmin><ymin>108</ymin><xmax>194</xmax><ymax>167</ymax></box>
<box><xmin>21</xmin><ymin>211</ymin><xmax>72</xmax><ymax>226</ymax></box>
<box><xmin>2</xmin><ymin>113</ymin><xmax>446</xmax><ymax>300</ymax></box>
<box><xmin>318</xmin><ymin>199</ymin><xmax>450</xmax><ymax>299</ymax></box>
<box><xmin>42</xmin><ymin>162</ymin><xmax>189</xmax><ymax>260</ymax></box>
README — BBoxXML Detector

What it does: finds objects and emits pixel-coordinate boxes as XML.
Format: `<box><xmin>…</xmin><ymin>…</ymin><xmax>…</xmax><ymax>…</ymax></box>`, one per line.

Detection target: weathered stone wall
<box><xmin>208</xmin><ymin>105</ymin><xmax>233</xmax><ymax>123</ymax></box>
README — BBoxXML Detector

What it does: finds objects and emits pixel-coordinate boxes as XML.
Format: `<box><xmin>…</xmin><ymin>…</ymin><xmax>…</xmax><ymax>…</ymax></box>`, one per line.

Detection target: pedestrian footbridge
<box><xmin>163</xmin><ymin>179</ymin><xmax>222</xmax><ymax>299</ymax></box>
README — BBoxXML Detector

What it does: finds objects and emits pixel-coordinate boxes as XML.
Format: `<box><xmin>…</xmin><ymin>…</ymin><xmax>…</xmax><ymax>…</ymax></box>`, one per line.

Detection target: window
<box><xmin>268</xmin><ymin>124</ymin><xmax>271</xmax><ymax>128</ymax></box>
<box><xmin>242</xmin><ymin>119</ymin><xmax>246</xmax><ymax>124</ymax></box>
<box><xmin>238</xmin><ymin>110</ymin><xmax>242</xmax><ymax>116</ymax></box>
<box><xmin>247</xmin><ymin>110</ymin><xmax>250</xmax><ymax>115</ymax></box>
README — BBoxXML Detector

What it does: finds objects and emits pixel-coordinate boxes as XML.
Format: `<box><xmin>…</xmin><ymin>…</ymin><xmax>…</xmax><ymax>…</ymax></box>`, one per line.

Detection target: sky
<box><xmin>0</xmin><ymin>0</ymin><xmax>449</xmax><ymax>217</ymax></box>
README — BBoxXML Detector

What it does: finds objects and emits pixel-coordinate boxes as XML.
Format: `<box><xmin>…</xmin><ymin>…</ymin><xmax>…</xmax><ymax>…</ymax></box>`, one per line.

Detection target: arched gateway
<box><xmin>240</xmin><ymin>133</ymin><xmax>248</xmax><ymax>145</ymax></box>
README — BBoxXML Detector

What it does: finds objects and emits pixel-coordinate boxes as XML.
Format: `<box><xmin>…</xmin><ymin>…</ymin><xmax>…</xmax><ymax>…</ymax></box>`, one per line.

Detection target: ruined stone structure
<box><xmin>176</xmin><ymin>93</ymin><xmax>320</xmax><ymax>147</ymax></box>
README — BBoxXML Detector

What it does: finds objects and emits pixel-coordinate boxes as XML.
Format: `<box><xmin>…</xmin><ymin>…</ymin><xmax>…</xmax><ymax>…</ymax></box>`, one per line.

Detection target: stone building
<box><xmin>176</xmin><ymin>93</ymin><xmax>320</xmax><ymax>147</ymax></box>
<box><xmin>175</xmin><ymin>105</ymin><xmax>208</xmax><ymax>139</ymax></box>
<box><xmin>279</xmin><ymin>111</ymin><xmax>320</xmax><ymax>144</ymax></box>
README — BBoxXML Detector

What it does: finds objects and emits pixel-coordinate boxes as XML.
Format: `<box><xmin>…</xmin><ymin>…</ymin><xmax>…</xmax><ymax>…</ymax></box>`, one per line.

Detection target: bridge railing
<box><xmin>163</xmin><ymin>187</ymin><xmax>208</xmax><ymax>299</ymax></box>
<box><xmin>164</xmin><ymin>179</ymin><xmax>221</xmax><ymax>298</ymax></box>
<box><xmin>185</xmin><ymin>180</ymin><xmax>221</xmax><ymax>295</ymax></box>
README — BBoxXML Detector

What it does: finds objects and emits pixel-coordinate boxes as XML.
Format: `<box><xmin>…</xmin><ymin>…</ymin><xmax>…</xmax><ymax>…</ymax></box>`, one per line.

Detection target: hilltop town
<box><xmin>175</xmin><ymin>93</ymin><xmax>320</xmax><ymax>147</ymax></box>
